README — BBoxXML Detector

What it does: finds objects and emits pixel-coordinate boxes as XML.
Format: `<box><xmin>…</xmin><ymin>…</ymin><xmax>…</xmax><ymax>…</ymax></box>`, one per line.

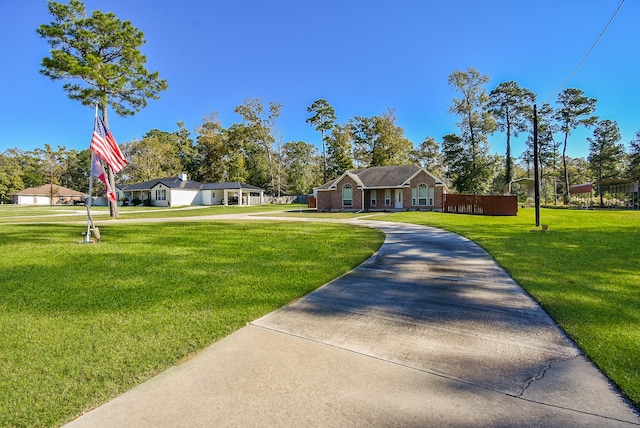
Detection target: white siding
<box><xmin>201</xmin><ymin>190</ymin><xmax>212</xmax><ymax>206</ymax></box>
<box><xmin>18</xmin><ymin>195</ymin><xmax>50</xmax><ymax>205</ymax></box>
<box><xmin>169</xmin><ymin>189</ymin><xmax>201</xmax><ymax>206</ymax></box>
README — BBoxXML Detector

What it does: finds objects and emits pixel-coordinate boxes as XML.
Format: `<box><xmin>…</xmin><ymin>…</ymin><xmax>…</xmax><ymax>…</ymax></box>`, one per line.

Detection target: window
<box><xmin>384</xmin><ymin>189</ymin><xmax>391</xmax><ymax>206</ymax></box>
<box><xmin>411</xmin><ymin>188</ymin><xmax>417</xmax><ymax>205</ymax></box>
<box><xmin>156</xmin><ymin>189</ymin><xmax>166</xmax><ymax>201</ymax></box>
<box><xmin>342</xmin><ymin>184</ymin><xmax>353</xmax><ymax>206</ymax></box>
<box><xmin>418</xmin><ymin>184</ymin><xmax>427</xmax><ymax>206</ymax></box>
<box><xmin>429</xmin><ymin>187</ymin><xmax>434</xmax><ymax>206</ymax></box>
<box><xmin>370</xmin><ymin>190</ymin><xmax>377</xmax><ymax>206</ymax></box>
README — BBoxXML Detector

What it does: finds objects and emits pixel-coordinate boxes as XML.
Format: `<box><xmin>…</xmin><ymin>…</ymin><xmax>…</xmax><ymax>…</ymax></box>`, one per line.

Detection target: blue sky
<box><xmin>1</xmin><ymin>0</ymin><xmax>637</xmax><ymax>161</ymax></box>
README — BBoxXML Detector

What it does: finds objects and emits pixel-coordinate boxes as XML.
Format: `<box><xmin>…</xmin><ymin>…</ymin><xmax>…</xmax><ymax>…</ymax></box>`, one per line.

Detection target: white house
<box><xmin>122</xmin><ymin>174</ymin><xmax>265</xmax><ymax>207</ymax></box>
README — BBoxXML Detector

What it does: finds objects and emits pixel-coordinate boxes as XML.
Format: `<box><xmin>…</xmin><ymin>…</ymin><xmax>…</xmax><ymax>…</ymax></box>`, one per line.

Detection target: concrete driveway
<box><xmin>66</xmin><ymin>219</ymin><xmax>640</xmax><ymax>427</ymax></box>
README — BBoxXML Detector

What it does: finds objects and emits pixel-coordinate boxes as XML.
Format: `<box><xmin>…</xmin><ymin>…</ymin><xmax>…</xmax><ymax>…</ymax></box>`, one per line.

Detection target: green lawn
<box><xmin>0</xmin><ymin>203</ymin><xmax>306</xmax><ymax>224</ymax></box>
<box><xmin>2</xmin><ymin>205</ymin><xmax>639</xmax><ymax>425</ymax></box>
<box><xmin>376</xmin><ymin>208</ymin><xmax>640</xmax><ymax>409</ymax></box>
<box><xmin>0</xmin><ymin>219</ymin><xmax>384</xmax><ymax>427</ymax></box>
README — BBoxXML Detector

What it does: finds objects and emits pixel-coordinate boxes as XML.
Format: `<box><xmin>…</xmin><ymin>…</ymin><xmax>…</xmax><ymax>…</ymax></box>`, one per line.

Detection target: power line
<box><xmin>543</xmin><ymin>0</ymin><xmax>626</xmax><ymax>104</ymax></box>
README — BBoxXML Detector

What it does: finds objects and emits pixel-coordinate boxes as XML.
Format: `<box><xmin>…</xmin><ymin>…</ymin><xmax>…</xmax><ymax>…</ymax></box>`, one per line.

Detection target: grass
<box><xmin>2</xmin><ymin>204</ymin><xmax>639</xmax><ymax>422</ymax></box>
<box><xmin>376</xmin><ymin>208</ymin><xmax>640</xmax><ymax>409</ymax></box>
<box><xmin>253</xmin><ymin>209</ymin><xmax>369</xmax><ymax>219</ymax></box>
<box><xmin>0</xmin><ymin>219</ymin><xmax>384</xmax><ymax>427</ymax></box>
<box><xmin>0</xmin><ymin>203</ymin><xmax>307</xmax><ymax>224</ymax></box>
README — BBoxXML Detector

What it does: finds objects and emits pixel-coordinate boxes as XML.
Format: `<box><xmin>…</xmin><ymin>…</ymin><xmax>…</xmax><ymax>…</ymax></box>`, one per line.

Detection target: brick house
<box><xmin>316</xmin><ymin>164</ymin><xmax>446</xmax><ymax>212</ymax></box>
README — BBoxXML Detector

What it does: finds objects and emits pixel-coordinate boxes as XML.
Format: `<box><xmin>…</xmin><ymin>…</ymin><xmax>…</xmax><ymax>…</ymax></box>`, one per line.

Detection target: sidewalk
<box><xmin>65</xmin><ymin>220</ymin><xmax>640</xmax><ymax>427</ymax></box>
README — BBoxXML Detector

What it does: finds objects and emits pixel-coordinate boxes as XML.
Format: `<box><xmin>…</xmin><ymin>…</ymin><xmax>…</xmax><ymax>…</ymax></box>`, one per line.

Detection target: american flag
<box><xmin>91</xmin><ymin>153</ymin><xmax>116</xmax><ymax>203</ymax></box>
<box><xmin>90</xmin><ymin>114</ymin><xmax>127</xmax><ymax>174</ymax></box>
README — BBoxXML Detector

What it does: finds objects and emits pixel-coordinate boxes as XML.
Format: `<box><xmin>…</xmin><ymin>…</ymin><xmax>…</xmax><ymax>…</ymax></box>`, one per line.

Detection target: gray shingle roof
<box><xmin>201</xmin><ymin>182</ymin><xmax>264</xmax><ymax>191</ymax></box>
<box><xmin>318</xmin><ymin>164</ymin><xmax>443</xmax><ymax>190</ymax></box>
<box><xmin>123</xmin><ymin>177</ymin><xmax>265</xmax><ymax>192</ymax></box>
<box><xmin>354</xmin><ymin>165</ymin><xmax>421</xmax><ymax>187</ymax></box>
<box><xmin>123</xmin><ymin>177</ymin><xmax>202</xmax><ymax>191</ymax></box>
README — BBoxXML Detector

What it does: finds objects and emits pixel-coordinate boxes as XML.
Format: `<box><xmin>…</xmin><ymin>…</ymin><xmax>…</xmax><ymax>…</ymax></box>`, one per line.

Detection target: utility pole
<box><xmin>533</xmin><ymin>104</ymin><xmax>541</xmax><ymax>227</ymax></box>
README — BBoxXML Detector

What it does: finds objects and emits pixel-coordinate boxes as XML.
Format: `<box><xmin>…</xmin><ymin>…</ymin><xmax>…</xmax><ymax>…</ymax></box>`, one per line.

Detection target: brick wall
<box><xmin>317</xmin><ymin>176</ymin><xmax>362</xmax><ymax>211</ymax></box>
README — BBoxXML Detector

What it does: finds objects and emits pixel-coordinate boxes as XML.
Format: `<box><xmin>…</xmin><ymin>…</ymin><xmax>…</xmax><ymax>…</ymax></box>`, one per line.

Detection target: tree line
<box><xmin>14</xmin><ymin>1</ymin><xmax>637</xmax><ymax>210</ymax></box>
<box><xmin>3</xmin><ymin>68</ymin><xmax>640</xmax><ymax>204</ymax></box>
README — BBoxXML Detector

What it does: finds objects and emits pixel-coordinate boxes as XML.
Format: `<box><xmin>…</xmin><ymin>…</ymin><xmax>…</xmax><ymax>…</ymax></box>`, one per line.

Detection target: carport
<box><xmin>595</xmin><ymin>178</ymin><xmax>639</xmax><ymax>209</ymax></box>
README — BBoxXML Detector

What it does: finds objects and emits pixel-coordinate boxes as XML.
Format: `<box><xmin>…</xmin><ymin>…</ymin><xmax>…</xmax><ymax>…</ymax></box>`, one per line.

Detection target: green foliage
<box><xmin>0</xmin><ymin>219</ymin><xmax>382</xmax><ymax>426</ymax></box>
<box><xmin>306</xmin><ymin>99</ymin><xmax>337</xmax><ymax>183</ymax></box>
<box><xmin>195</xmin><ymin>114</ymin><xmax>229</xmax><ymax>183</ymax></box>
<box><xmin>489</xmin><ymin>81</ymin><xmax>535</xmax><ymax>185</ymax></box>
<box><xmin>350</xmin><ymin>109</ymin><xmax>413</xmax><ymax>168</ymax></box>
<box><xmin>325</xmin><ymin>124</ymin><xmax>355</xmax><ymax>180</ymax></box>
<box><xmin>59</xmin><ymin>149</ymin><xmax>91</xmax><ymax>193</ymax></box>
<box><xmin>628</xmin><ymin>130</ymin><xmax>640</xmax><ymax>180</ymax></box>
<box><xmin>378</xmin><ymin>209</ymin><xmax>640</xmax><ymax>409</ymax></box>
<box><xmin>306</xmin><ymin>99</ymin><xmax>337</xmax><ymax>134</ymax></box>
<box><xmin>5</xmin><ymin>148</ymin><xmax>46</xmax><ymax>189</ymax></box>
<box><xmin>588</xmin><ymin>119</ymin><xmax>623</xmax><ymax>178</ymax></box>
<box><xmin>372</xmin><ymin>109</ymin><xmax>413</xmax><ymax>166</ymax></box>
<box><xmin>442</xmin><ymin>133</ymin><xmax>492</xmax><ymax>194</ymax></box>
<box><xmin>234</xmin><ymin>99</ymin><xmax>282</xmax><ymax>195</ymax></box>
<box><xmin>38</xmin><ymin>0</ymin><xmax>168</xmax><ymax>218</ymax></box>
<box><xmin>554</xmin><ymin>88</ymin><xmax>598</xmax><ymax>203</ymax></box>
<box><xmin>411</xmin><ymin>136</ymin><xmax>445</xmax><ymax>179</ymax></box>
<box><xmin>174</xmin><ymin>122</ymin><xmax>198</xmax><ymax>177</ymax></box>
<box><xmin>0</xmin><ymin>153</ymin><xmax>25</xmax><ymax>203</ymax></box>
<box><xmin>350</xmin><ymin>115</ymin><xmax>376</xmax><ymax>167</ymax></box>
<box><xmin>120</xmin><ymin>129</ymin><xmax>183</xmax><ymax>184</ymax></box>
<box><xmin>282</xmin><ymin>141</ymin><xmax>319</xmax><ymax>195</ymax></box>
<box><xmin>446</xmin><ymin>68</ymin><xmax>496</xmax><ymax>194</ymax></box>
<box><xmin>37</xmin><ymin>0</ymin><xmax>167</xmax><ymax>117</ymax></box>
<box><xmin>588</xmin><ymin>119</ymin><xmax>624</xmax><ymax>207</ymax></box>
<box><xmin>522</xmin><ymin>104</ymin><xmax>563</xmax><ymax>203</ymax></box>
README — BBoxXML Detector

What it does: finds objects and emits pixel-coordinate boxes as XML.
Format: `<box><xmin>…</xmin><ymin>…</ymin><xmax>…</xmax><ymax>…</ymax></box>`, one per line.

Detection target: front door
<box><xmin>394</xmin><ymin>189</ymin><xmax>403</xmax><ymax>209</ymax></box>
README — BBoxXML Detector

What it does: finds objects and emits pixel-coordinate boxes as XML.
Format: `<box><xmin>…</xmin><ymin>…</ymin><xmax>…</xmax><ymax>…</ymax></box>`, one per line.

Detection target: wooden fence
<box><xmin>443</xmin><ymin>194</ymin><xmax>518</xmax><ymax>216</ymax></box>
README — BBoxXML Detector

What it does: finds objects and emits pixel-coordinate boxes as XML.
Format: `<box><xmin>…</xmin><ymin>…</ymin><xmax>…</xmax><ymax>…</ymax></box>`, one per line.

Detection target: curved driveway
<box><xmin>67</xmin><ymin>216</ymin><xmax>640</xmax><ymax>427</ymax></box>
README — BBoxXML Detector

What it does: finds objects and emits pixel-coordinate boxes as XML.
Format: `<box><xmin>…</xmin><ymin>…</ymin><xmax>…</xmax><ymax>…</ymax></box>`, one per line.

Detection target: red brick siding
<box><xmin>316</xmin><ymin>176</ymin><xmax>363</xmax><ymax>211</ymax></box>
<box><xmin>316</xmin><ymin>169</ymin><xmax>447</xmax><ymax>211</ymax></box>
<box><xmin>407</xmin><ymin>171</ymin><xmax>444</xmax><ymax>209</ymax></box>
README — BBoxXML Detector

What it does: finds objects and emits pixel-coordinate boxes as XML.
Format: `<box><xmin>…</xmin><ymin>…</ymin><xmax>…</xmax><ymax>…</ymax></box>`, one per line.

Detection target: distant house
<box><xmin>9</xmin><ymin>184</ymin><xmax>88</xmax><ymax>205</ymax></box>
<box><xmin>316</xmin><ymin>164</ymin><xmax>446</xmax><ymax>212</ymax></box>
<box><xmin>122</xmin><ymin>174</ymin><xmax>265</xmax><ymax>207</ymax></box>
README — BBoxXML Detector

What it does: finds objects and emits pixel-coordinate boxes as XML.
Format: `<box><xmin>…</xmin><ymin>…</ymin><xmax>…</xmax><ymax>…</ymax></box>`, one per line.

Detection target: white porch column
<box><xmin>259</xmin><ymin>190</ymin><xmax>264</xmax><ymax>205</ymax></box>
<box><xmin>223</xmin><ymin>189</ymin><xmax>228</xmax><ymax>205</ymax></box>
<box><xmin>238</xmin><ymin>189</ymin><xmax>243</xmax><ymax>206</ymax></box>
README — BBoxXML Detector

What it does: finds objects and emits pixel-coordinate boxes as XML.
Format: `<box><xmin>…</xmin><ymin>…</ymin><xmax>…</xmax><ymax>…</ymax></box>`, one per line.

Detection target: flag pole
<box><xmin>84</xmin><ymin>153</ymin><xmax>96</xmax><ymax>243</ymax></box>
<box><xmin>83</xmin><ymin>104</ymin><xmax>99</xmax><ymax>244</ymax></box>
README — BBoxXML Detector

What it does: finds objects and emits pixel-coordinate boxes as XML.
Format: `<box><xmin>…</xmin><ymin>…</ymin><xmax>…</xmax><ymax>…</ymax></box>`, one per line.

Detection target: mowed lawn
<box><xmin>0</xmin><ymin>218</ymin><xmax>384</xmax><ymax>427</ymax></box>
<box><xmin>378</xmin><ymin>208</ymin><xmax>640</xmax><ymax>409</ymax></box>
